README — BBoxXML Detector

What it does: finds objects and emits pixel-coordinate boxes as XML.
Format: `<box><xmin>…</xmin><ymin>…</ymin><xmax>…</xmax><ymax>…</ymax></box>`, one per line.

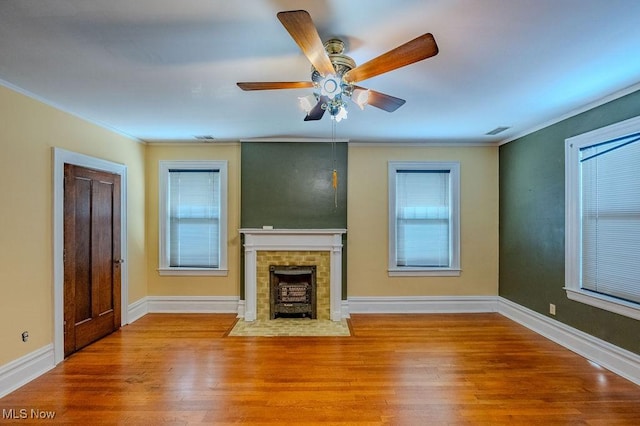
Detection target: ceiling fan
<box><xmin>237</xmin><ymin>10</ymin><xmax>439</xmax><ymax>122</ymax></box>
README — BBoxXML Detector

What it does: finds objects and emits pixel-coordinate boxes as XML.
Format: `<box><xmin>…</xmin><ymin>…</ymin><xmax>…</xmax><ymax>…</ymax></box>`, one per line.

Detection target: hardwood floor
<box><xmin>2</xmin><ymin>313</ymin><xmax>640</xmax><ymax>424</ymax></box>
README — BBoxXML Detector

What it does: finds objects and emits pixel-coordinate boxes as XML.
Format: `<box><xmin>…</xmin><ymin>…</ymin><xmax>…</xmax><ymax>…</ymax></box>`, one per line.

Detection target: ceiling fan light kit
<box><xmin>298</xmin><ymin>94</ymin><xmax>317</xmax><ymax>114</ymax></box>
<box><xmin>237</xmin><ymin>10</ymin><xmax>439</xmax><ymax>122</ymax></box>
<box><xmin>351</xmin><ymin>88</ymin><xmax>370</xmax><ymax>111</ymax></box>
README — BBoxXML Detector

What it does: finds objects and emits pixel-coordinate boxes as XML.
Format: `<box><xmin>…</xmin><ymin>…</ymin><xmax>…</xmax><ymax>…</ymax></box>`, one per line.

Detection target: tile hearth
<box><xmin>228</xmin><ymin>318</ymin><xmax>350</xmax><ymax>337</ymax></box>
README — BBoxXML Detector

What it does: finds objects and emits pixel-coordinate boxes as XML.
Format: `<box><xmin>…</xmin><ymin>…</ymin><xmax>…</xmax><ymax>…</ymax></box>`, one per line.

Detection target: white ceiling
<box><xmin>1</xmin><ymin>0</ymin><xmax>640</xmax><ymax>144</ymax></box>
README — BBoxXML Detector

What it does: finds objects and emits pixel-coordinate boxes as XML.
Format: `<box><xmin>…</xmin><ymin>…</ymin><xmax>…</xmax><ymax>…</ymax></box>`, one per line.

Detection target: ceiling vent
<box><xmin>194</xmin><ymin>135</ymin><xmax>216</xmax><ymax>141</ymax></box>
<box><xmin>485</xmin><ymin>126</ymin><xmax>510</xmax><ymax>136</ymax></box>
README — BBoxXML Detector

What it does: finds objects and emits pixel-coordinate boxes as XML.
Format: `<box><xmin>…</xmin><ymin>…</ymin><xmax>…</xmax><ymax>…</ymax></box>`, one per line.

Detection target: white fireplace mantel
<box><xmin>239</xmin><ymin>228</ymin><xmax>347</xmax><ymax>321</ymax></box>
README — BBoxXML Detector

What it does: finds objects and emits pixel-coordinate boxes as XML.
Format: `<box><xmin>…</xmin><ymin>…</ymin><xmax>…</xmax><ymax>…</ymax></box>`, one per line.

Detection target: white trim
<box><xmin>127</xmin><ymin>298</ymin><xmax>149</xmax><ymax>324</ymax></box>
<box><xmin>388</xmin><ymin>161</ymin><xmax>461</xmax><ymax>276</ymax></box>
<box><xmin>0</xmin><ymin>78</ymin><xmax>142</xmax><ymax>143</ymax></box>
<box><xmin>146</xmin><ymin>296</ymin><xmax>240</xmax><ymax>313</ymax></box>
<box><xmin>501</xmin><ymin>81</ymin><xmax>640</xmax><ymax>145</ymax></box>
<box><xmin>158</xmin><ymin>160</ymin><xmax>228</xmax><ymax>275</ymax></box>
<box><xmin>240</xmin><ymin>137</ymin><xmax>349</xmax><ymax>143</ymax></box>
<box><xmin>564</xmin><ymin>115</ymin><xmax>640</xmax><ymax>319</ymax></box>
<box><xmin>236</xmin><ymin>299</ymin><xmax>246</xmax><ymax>319</ymax></box>
<box><xmin>53</xmin><ymin>148</ymin><xmax>128</xmax><ymax>365</ymax></box>
<box><xmin>348</xmin><ymin>296</ymin><xmax>640</xmax><ymax>385</ymax></box>
<box><xmin>239</xmin><ymin>229</ymin><xmax>347</xmax><ymax>322</ymax></box>
<box><xmin>498</xmin><ymin>297</ymin><xmax>640</xmax><ymax>386</ymax></box>
<box><xmin>388</xmin><ymin>268</ymin><xmax>461</xmax><ymax>277</ymax></box>
<box><xmin>157</xmin><ymin>268</ymin><xmax>229</xmax><ymax>277</ymax></box>
<box><xmin>0</xmin><ymin>344</ymin><xmax>55</xmax><ymax>399</ymax></box>
<box><xmin>145</xmin><ymin>141</ymin><xmax>240</xmax><ymax>147</ymax></box>
<box><xmin>565</xmin><ymin>114</ymin><xmax>640</xmax><ymax>152</ymax></box>
<box><xmin>4</xmin><ymin>298</ymin><xmax>640</xmax><ymax>395</ymax></box>
<box><xmin>127</xmin><ymin>296</ymin><xmax>240</xmax><ymax>320</ymax></box>
<box><xmin>565</xmin><ymin>288</ymin><xmax>640</xmax><ymax>322</ymax></box>
<box><xmin>348</xmin><ymin>296</ymin><xmax>498</xmax><ymax>314</ymax></box>
<box><xmin>349</xmin><ymin>141</ymin><xmax>498</xmax><ymax>147</ymax></box>
<box><xmin>341</xmin><ymin>300</ymin><xmax>350</xmax><ymax>318</ymax></box>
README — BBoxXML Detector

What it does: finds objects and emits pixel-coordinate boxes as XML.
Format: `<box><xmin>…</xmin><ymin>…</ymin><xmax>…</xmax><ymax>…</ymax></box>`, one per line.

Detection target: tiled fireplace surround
<box><xmin>239</xmin><ymin>229</ymin><xmax>347</xmax><ymax>322</ymax></box>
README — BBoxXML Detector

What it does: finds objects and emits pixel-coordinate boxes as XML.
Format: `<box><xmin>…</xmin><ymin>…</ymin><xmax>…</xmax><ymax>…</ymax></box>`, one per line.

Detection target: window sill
<box><xmin>388</xmin><ymin>268</ymin><xmax>461</xmax><ymax>277</ymax></box>
<box><xmin>565</xmin><ymin>287</ymin><xmax>640</xmax><ymax>321</ymax></box>
<box><xmin>158</xmin><ymin>268</ymin><xmax>228</xmax><ymax>277</ymax></box>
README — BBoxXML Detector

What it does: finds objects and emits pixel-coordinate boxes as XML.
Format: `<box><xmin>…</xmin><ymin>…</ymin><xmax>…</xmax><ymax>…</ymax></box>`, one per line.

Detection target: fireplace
<box><xmin>270</xmin><ymin>265</ymin><xmax>316</xmax><ymax>319</ymax></box>
<box><xmin>239</xmin><ymin>228</ymin><xmax>347</xmax><ymax>322</ymax></box>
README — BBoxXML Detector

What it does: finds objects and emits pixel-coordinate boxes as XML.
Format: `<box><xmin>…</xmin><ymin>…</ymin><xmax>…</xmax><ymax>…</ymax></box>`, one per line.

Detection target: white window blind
<box><xmin>580</xmin><ymin>133</ymin><xmax>640</xmax><ymax>304</ymax></box>
<box><xmin>396</xmin><ymin>170</ymin><xmax>451</xmax><ymax>267</ymax></box>
<box><xmin>168</xmin><ymin>169</ymin><xmax>220</xmax><ymax>268</ymax></box>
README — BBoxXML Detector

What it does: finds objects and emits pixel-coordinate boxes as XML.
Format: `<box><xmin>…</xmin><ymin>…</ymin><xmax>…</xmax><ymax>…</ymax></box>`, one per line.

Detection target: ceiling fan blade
<box><xmin>277</xmin><ymin>10</ymin><xmax>336</xmax><ymax>77</ymax></box>
<box><xmin>304</xmin><ymin>96</ymin><xmax>327</xmax><ymax>121</ymax></box>
<box><xmin>344</xmin><ymin>33</ymin><xmax>438</xmax><ymax>84</ymax></box>
<box><xmin>237</xmin><ymin>81</ymin><xmax>315</xmax><ymax>91</ymax></box>
<box><xmin>354</xmin><ymin>86</ymin><xmax>406</xmax><ymax>112</ymax></box>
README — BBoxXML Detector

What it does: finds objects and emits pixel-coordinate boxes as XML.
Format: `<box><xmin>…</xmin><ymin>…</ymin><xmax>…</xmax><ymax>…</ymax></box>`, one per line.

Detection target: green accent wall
<box><xmin>499</xmin><ymin>89</ymin><xmax>640</xmax><ymax>354</ymax></box>
<box><xmin>240</xmin><ymin>141</ymin><xmax>348</xmax><ymax>299</ymax></box>
<box><xmin>241</xmin><ymin>142</ymin><xmax>347</xmax><ymax>228</ymax></box>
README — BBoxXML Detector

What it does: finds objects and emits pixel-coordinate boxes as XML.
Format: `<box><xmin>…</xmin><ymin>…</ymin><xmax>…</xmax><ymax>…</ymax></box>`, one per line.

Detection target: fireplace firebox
<box><xmin>270</xmin><ymin>265</ymin><xmax>316</xmax><ymax>319</ymax></box>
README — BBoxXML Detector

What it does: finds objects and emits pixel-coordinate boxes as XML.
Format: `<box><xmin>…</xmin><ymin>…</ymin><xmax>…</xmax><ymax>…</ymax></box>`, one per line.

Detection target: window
<box><xmin>388</xmin><ymin>161</ymin><xmax>460</xmax><ymax>276</ymax></box>
<box><xmin>565</xmin><ymin>115</ymin><xmax>640</xmax><ymax>319</ymax></box>
<box><xmin>159</xmin><ymin>160</ymin><xmax>228</xmax><ymax>276</ymax></box>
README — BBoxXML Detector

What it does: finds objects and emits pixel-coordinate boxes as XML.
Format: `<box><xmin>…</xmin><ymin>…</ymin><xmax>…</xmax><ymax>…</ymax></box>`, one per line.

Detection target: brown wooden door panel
<box><xmin>64</xmin><ymin>164</ymin><xmax>121</xmax><ymax>357</ymax></box>
<box><xmin>73</xmin><ymin>176</ymin><xmax>92</xmax><ymax>324</ymax></box>
<box><xmin>74</xmin><ymin>309</ymin><xmax>115</xmax><ymax>351</ymax></box>
<box><xmin>92</xmin><ymin>179</ymin><xmax>115</xmax><ymax>317</ymax></box>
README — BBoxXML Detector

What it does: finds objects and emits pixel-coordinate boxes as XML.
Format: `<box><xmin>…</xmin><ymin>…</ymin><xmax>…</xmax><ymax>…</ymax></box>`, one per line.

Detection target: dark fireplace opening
<box><xmin>270</xmin><ymin>265</ymin><xmax>317</xmax><ymax>319</ymax></box>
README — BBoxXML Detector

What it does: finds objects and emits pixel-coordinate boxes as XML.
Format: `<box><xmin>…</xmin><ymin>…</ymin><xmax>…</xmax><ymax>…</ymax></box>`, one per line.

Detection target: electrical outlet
<box><xmin>549</xmin><ymin>304</ymin><xmax>556</xmax><ymax>316</ymax></box>
<box><xmin>21</xmin><ymin>331</ymin><xmax>29</xmax><ymax>342</ymax></box>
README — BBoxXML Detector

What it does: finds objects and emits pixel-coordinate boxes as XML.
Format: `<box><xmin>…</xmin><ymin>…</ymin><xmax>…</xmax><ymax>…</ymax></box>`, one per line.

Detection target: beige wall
<box><xmin>0</xmin><ymin>82</ymin><xmax>498</xmax><ymax>369</ymax></box>
<box><xmin>145</xmin><ymin>144</ymin><xmax>241</xmax><ymax>296</ymax></box>
<box><xmin>347</xmin><ymin>144</ymin><xmax>499</xmax><ymax>297</ymax></box>
<box><xmin>0</xmin><ymin>85</ymin><xmax>146</xmax><ymax>365</ymax></box>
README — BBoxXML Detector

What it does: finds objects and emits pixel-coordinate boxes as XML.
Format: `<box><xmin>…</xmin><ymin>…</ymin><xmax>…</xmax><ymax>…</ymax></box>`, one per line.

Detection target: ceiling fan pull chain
<box><xmin>333</xmin><ymin>169</ymin><xmax>338</xmax><ymax>208</ymax></box>
<box><xmin>331</xmin><ymin>120</ymin><xmax>338</xmax><ymax>208</ymax></box>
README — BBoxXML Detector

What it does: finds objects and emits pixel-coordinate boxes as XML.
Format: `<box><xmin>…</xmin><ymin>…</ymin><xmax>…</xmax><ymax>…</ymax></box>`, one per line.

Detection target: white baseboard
<box><xmin>347</xmin><ymin>295</ymin><xmax>640</xmax><ymax>385</ymax></box>
<box><xmin>127</xmin><ymin>297</ymin><xmax>149</xmax><ymax>324</ymax></box>
<box><xmin>3</xmin><ymin>296</ymin><xmax>638</xmax><ymax>399</ymax></box>
<box><xmin>236</xmin><ymin>300</ymin><xmax>245</xmax><ymax>318</ymax></box>
<box><xmin>498</xmin><ymin>297</ymin><xmax>640</xmax><ymax>386</ymax></box>
<box><xmin>348</xmin><ymin>295</ymin><xmax>499</xmax><ymax>314</ymax></box>
<box><xmin>145</xmin><ymin>296</ymin><xmax>240</xmax><ymax>314</ymax></box>
<box><xmin>341</xmin><ymin>300</ymin><xmax>350</xmax><ymax>318</ymax></box>
<box><xmin>0</xmin><ymin>344</ymin><xmax>55</xmax><ymax>399</ymax></box>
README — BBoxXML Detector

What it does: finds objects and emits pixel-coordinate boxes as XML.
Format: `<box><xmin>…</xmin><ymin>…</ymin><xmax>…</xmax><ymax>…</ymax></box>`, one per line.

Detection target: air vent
<box><xmin>485</xmin><ymin>126</ymin><xmax>510</xmax><ymax>136</ymax></box>
<box><xmin>194</xmin><ymin>135</ymin><xmax>215</xmax><ymax>141</ymax></box>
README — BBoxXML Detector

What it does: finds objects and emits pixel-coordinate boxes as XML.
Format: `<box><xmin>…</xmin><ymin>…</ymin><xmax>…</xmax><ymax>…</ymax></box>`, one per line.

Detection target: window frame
<box><xmin>388</xmin><ymin>161</ymin><xmax>461</xmax><ymax>277</ymax></box>
<box><xmin>565</xmin><ymin>115</ymin><xmax>640</xmax><ymax>320</ymax></box>
<box><xmin>158</xmin><ymin>160</ymin><xmax>228</xmax><ymax>276</ymax></box>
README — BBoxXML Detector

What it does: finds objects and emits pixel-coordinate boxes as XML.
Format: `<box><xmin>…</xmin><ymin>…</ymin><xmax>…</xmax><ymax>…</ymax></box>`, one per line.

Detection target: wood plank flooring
<box><xmin>1</xmin><ymin>313</ymin><xmax>640</xmax><ymax>425</ymax></box>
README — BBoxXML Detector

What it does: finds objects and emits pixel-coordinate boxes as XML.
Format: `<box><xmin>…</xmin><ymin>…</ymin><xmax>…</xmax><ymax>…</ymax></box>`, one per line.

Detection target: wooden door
<box><xmin>63</xmin><ymin>164</ymin><xmax>121</xmax><ymax>357</ymax></box>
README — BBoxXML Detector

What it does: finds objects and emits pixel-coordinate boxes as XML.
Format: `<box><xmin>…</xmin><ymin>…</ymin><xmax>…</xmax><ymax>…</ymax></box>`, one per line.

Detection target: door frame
<box><xmin>53</xmin><ymin>147</ymin><xmax>128</xmax><ymax>364</ymax></box>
